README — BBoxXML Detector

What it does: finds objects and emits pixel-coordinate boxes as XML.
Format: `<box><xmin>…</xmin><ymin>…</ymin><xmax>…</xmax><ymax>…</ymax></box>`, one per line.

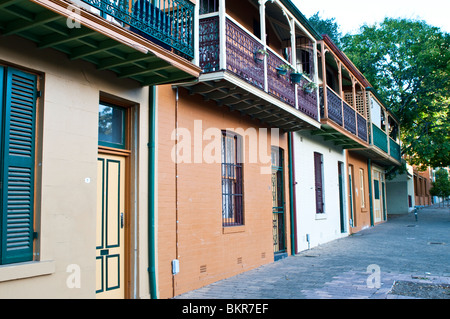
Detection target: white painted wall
<box><xmin>292</xmin><ymin>130</ymin><xmax>348</xmax><ymax>253</ymax></box>
<box><xmin>371</xmin><ymin>97</ymin><xmax>382</xmax><ymax>128</ymax></box>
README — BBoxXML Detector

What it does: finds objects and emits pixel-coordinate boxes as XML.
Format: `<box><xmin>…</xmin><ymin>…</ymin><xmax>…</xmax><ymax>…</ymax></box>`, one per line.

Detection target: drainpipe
<box><xmin>368</xmin><ymin>158</ymin><xmax>374</xmax><ymax>227</ymax></box>
<box><xmin>288</xmin><ymin>132</ymin><xmax>298</xmax><ymax>255</ymax></box>
<box><xmin>148</xmin><ymin>86</ymin><xmax>158</xmax><ymax>299</ymax></box>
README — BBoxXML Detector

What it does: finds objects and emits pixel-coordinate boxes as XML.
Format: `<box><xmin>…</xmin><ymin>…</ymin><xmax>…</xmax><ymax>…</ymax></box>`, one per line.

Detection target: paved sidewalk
<box><xmin>175</xmin><ymin>205</ymin><xmax>450</xmax><ymax>299</ymax></box>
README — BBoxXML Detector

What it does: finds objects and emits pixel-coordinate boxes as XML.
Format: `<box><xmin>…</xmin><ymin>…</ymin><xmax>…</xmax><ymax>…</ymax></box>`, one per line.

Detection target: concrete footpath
<box><xmin>175</xmin><ymin>205</ymin><xmax>450</xmax><ymax>299</ymax></box>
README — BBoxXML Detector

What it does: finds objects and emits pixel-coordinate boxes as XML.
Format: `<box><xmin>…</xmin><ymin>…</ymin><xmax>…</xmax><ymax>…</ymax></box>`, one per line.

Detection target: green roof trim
<box><xmin>279</xmin><ymin>0</ymin><xmax>322</xmax><ymax>40</ymax></box>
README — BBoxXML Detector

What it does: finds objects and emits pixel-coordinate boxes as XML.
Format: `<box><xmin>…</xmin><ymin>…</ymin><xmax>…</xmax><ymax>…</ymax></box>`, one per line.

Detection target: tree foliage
<box><xmin>340</xmin><ymin>18</ymin><xmax>450</xmax><ymax>169</ymax></box>
<box><xmin>308</xmin><ymin>12</ymin><xmax>342</xmax><ymax>46</ymax></box>
<box><xmin>429</xmin><ymin>168</ymin><xmax>450</xmax><ymax>204</ymax></box>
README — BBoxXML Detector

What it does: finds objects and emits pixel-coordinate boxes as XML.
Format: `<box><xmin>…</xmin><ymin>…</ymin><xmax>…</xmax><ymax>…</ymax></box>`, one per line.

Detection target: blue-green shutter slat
<box><xmin>0</xmin><ymin>67</ymin><xmax>37</xmax><ymax>265</ymax></box>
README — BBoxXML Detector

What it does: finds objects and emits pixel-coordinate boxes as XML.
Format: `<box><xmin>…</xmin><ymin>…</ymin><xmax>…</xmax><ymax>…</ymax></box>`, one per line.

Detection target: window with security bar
<box><xmin>221</xmin><ymin>131</ymin><xmax>243</xmax><ymax>226</ymax></box>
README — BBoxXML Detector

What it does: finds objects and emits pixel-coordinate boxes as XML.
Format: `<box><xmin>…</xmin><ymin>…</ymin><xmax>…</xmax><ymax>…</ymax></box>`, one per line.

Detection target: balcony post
<box><xmin>352</xmin><ymin>76</ymin><xmax>358</xmax><ymax>135</ymax></box>
<box><xmin>193</xmin><ymin>0</ymin><xmax>200</xmax><ymax>66</ymax></box>
<box><xmin>384</xmin><ymin>109</ymin><xmax>390</xmax><ymax>155</ymax></box>
<box><xmin>337</xmin><ymin>60</ymin><xmax>344</xmax><ymax>127</ymax></box>
<box><xmin>321</xmin><ymin>41</ymin><xmax>328</xmax><ymax>119</ymax></box>
<box><xmin>259</xmin><ymin>0</ymin><xmax>268</xmax><ymax>92</ymax></box>
<box><xmin>289</xmin><ymin>16</ymin><xmax>297</xmax><ymax>109</ymax></box>
<box><xmin>219</xmin><ymin>0</ymin><xmax>227</xmax><ymax>71</ymax></box>
<box><xmin>313</xmin><ymin>39</ymin><xmax>320</xmax><ymax>120</ymax></box>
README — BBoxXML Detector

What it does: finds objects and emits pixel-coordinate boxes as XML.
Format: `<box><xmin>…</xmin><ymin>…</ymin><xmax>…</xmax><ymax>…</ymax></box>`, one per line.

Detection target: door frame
<box><xmin>97</xmin><ymin>95</ymin><xmax>136</xmax><ymax>299</ymax></box>
<box><xmin>338</xmin><ymin>161</ymin><xmax>346</xmax><ymax>233</ymax></box>
<box><xmin>271</xmin><ymin>146</ymin><xmax>287</xmax><ymax>261</ymax></box>
<box><xmin>348</xmin><ymin>164</ymin><xmax>356</xmax><ymax>228</ymax></box>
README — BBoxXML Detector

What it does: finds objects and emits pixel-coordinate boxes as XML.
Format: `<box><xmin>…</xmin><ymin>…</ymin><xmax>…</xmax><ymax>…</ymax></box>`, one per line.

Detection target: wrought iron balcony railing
<box><xmin>319</xmin><ymin>86</ymin><xmax>368</xmax><ymax>142</ymax></box>
<box><xmin>81</xmin><ymin>0</ymin><xmax>195</xmax><ymax>59</ymax></box>
<box><xmin>198</xmin><ymin>15</ymin><xmax>319</xmax><ymax>121</ymax></box>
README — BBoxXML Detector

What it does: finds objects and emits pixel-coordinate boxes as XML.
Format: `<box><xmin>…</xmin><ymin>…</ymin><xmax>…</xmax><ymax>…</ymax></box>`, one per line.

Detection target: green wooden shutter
<box><xmin>0</xmin><ymin>67</ymin><xmax>37</xmax><ymax>265</ymax></box>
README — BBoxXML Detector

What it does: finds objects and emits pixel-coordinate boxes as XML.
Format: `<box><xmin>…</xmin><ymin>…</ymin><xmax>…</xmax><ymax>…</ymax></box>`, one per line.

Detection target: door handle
<box><xmin>121</xmin><ymin>212</ymin><xmax>124</xmax><ymax>229</ymax></box>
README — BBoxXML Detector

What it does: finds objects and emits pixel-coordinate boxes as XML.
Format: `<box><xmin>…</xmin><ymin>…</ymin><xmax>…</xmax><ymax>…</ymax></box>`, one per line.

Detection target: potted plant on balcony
<box><xmin>290</xmin><ymin>71</ymin><xmax>303</xmax><ymax>83</ymax></box>
<box><xmin>303</xmin><ymin>81</ymin><xmax>318</xmax><ymax>93</ymax></box>
<box><xmin>254</xmin><ymin>48</ymin><xmax>268</xmax><ymax>63</ymax></box>
<box><xmin>275</xmin><ymin>64</ymin><xmax>292</xmax><ymax>76</ymax></box>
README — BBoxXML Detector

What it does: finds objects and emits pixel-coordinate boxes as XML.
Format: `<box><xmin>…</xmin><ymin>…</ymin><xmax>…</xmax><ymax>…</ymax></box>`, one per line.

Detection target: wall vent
<box><xmin>261</xmin><ymin>252</ymin><xmax>266</xmax><ymax>259</ymax></box>
<box><xmin>237</xmin><ymin>257</ymin><xmax>243</xmax><ymax>264</ymax></box>
<box><xmin>200</xmin><ymin>265</ymin><xmax>207</xmax><ymax>273</ymax></box>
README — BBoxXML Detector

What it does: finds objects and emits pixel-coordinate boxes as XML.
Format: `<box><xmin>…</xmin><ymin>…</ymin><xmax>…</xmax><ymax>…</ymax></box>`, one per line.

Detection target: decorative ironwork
<box><xmin>326</xmin><ymin>87</ymin><xmax>343</xmax><ymax>126</ymax></box>
<box><xmin>222</xmin><ymin>131</ymin><xmax>244</xmax><ymax>227</ymax></box>
<box><xmin>343</xmin><ymin>101</ymin><xmax>356</xmax><ymax>135</ymax></box>
<box><xmin>357</xmin><ymin>113</ymin><xmax>368</xmax><ymax>142</ymax></box>
<box><xmin>298</xmin><ymin>78</ymin><xmax>318</xmax><ymax>120</ymax></box>
<box><xmin>271</xmin><ymin>147</ymin><xmax>285</xmax><ymax>254</ymax></box>
<box><xmin>372</xmin><ymin>124</ymin><xmax>388</xmax><ymax>153</ymax></box>
<box><xmin>267</xmin><ymin>51</ymin><xmax>295</xmax><ymax>107</ymax></box>
<box><xmin>81</xmin><ymin>0</ymin><xmax>194</xmax><ymax>58</ymax></box>
<box><xmin>199</xmin><ymin>16</ymin><xmax>220</xmax><ymax>73</ymax></box>
<box><xmin>225</xmin><ymin>18</ymin><xmax>264</xmax><ymax>90</ymax></box>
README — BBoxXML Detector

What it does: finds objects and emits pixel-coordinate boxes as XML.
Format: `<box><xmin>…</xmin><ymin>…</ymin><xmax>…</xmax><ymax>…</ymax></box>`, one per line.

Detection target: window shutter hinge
<box><xmin>33</xmin><ymin>232</ymin><xmax>39</xmax><ymax>240</ymax></box>
<box><xmin>36</xmin><ymin>91</ymin><xmax>42</xmax><ymax>98</ymax></box>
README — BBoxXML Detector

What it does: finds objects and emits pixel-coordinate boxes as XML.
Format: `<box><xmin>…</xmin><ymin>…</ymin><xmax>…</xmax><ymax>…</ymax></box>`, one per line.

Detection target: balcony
<box><xmin>80</xmin><ymin>0</ymin><xmax>194</xmax><ymax>59</ymax></box>
<box><xmin>370</xmin><ymin>124</ymin><xmax>402</xmax><ymax>164</ymax></box>
<box><xmin>179</xmin><ymin>0</ymin><xmax>322</xmax><ymax>132</ymax></box>
<box><xmin>180</xmin><ymin>13</ymin><xmax>320</xmax><ymax>131</ymax></box>
<box><xmin>362</xmin><ymin>89</ymin><xmax>402</xmax><ymax>166</ymax></box>
<box><xmin>310</xmin><ymin>36</ymin><xmax>369</xmax><ymax>149</ymax></box>
<box><xmin>0</xmin><ymin>0</ymin><xmax>200</xmax><ymax>85</ymax></box>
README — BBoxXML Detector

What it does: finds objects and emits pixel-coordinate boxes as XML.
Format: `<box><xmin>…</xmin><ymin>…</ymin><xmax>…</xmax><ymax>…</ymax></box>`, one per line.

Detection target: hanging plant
<box><xmin>275</xmin><ymin>64</ymin><xmax>292</xmax><ymax>75</ymax></box>
<box><xmin>303</xmin><ymin>81</ymin><xmax>318</xmax><ymax>93</ymax></box>
<box><xmin>290</xmin><ymin>72</ymin><xmax>303</xmax><ymax>83</ymax></box>
<box><xmin>254</xmin><ymin>48</ymin><xmax>268</xmax><ymax>63</ymax></box>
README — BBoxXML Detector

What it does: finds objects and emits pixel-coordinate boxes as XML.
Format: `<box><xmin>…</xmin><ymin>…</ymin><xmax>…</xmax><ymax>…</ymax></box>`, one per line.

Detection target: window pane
<box><xmin>98</xmin><ymin>103</ymin><xmax>125</xmax><ymax>148</ymax></box>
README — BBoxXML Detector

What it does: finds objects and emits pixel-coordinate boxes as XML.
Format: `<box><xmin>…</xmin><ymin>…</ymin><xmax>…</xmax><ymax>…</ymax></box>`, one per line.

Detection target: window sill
<box><xmin>223</xmin><ymin>225</ymin><xmax>246</xmax><ymax>234</ymax></box>
<box><xmin>315</xmin><ymin>213</ymin><xmax>327</xmax><ymax>220</ymax></box>
<box><xmin>0</xmin><ymin>260</ymin><xmax>55</xmax><ymax>283</ymax></box>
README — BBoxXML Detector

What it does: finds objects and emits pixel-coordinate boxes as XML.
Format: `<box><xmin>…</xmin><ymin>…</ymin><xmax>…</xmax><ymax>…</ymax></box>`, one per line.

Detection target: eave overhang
<box><xmin>0</xmin><ymin>0</ymin><xmax>201</xmax><ymax>85</ymax></box>
<box><xmin>311</xmin><ymin>118</ymin><xmax>369</xmax><ymax>149</ymax></box>
<box><xmin>175</xmin><ymin>71</ymin><xmax>321</xmax><ymax>132</ymax></box>
<box><xmin>351</xmin><ymin>145</ymin><xmax>402</xmax><ymax>167</ymax></box>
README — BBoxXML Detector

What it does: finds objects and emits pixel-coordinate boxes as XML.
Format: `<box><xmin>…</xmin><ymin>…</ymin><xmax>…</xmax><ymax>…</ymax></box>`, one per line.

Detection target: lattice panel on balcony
<box><xmin>199</xmin><ymin>16</ymin><xmax>220</xmax><ymax>73</ymax></box>
<box><xmin>326</xmin><ymin>87</ymin><xmax>343</xmax><ymax>126</ymax></box>
<box><xmin>225</xmin><ymin>18</ymin><xmax>264</xmax><ymax>90</ymax></box>
<box><xmin>343</xmin><ymin>100</ymin><xmax>356</xmax><ymax>135</ymax></box>
<box><xmin>267</xmin><ymin>51</ymin><xmax>295</xmax><ymax>107</ymax></box>
<box><xmin>298</xmin><ymin>79</ymin><xmax>318</xmax><ymax>120</ymax></box>
<box><xmin>357</xmin><ymin>113</ymin><xmax>368</xmax><ymax>142</ymax></box>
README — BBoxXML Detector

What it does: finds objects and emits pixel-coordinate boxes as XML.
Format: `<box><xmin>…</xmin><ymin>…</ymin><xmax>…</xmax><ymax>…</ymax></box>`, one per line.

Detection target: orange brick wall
<box><xmin>157</xmin><ymin>85</ymin><xmax>290</xmax><ymax>298</ymax></box>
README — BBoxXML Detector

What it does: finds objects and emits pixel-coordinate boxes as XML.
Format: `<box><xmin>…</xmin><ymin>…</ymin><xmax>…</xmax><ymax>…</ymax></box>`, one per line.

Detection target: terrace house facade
<box><xmin>0</xmin><ymin>0</ymin><xmax>200</xmax><ymax>298</ymax></box>
<box><xmin>155</xmin><ymin>0</ymin><xmax>324</xmax><ymax>298</ymax></box>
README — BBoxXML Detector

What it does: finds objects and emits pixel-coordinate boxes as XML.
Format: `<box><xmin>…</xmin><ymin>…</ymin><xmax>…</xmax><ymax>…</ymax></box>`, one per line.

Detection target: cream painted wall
<box><xmin>292</xmin><ymin>130</ymin><xmax>348</xmax><ymax>252</ymax></box>
<box><xmin>0</xmin><ymin>35</ymin><xmax>150</xmax><ymax>298</ymax></box>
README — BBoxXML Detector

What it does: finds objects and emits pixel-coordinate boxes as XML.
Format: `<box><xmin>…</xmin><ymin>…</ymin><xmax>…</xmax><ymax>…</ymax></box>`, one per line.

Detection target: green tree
<box><xmin>308</xmin><ymin>12</ymin><xmax>342</xmax><ymax>46</ymax></box>
<box><xmin>341</xmin><ymin>18</ymin><xmax>450</xmax><ymax>169</ymax></box>
<box><xmin>429</xmin><ymin>168</ymin><xmax>450</xmax><ymax>206</ymax></box>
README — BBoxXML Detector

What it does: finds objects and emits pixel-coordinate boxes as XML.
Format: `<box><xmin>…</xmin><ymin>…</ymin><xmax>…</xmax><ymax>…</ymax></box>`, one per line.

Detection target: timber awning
<box><xmin>0</xmin><ymin>0</ymin><xmax>200</xmax><ymax>85</ymax></box>
<box><xmin>177</xmin><ymin>71</ymin><xmax>321</xmax><ymax>132</ymax></box>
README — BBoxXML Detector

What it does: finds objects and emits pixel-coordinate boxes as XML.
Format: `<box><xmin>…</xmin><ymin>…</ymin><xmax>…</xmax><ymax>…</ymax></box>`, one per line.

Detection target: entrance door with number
<box><xmin>96</xmin><ymin>154</ymin><xmax>125</xmax><ymax>298</ymax></box>
<box><xmin>271</xmin><ymin>147</ymin><xmax>286</xmax><ymax>260</ymax></box>
<box><xmin>373</xmin><ymin>170</ymin><xmax>383</xmax><ymax>223</ymax></box>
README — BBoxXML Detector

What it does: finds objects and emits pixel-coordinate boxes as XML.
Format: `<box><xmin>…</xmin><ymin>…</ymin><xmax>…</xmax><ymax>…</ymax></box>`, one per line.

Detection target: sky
<box><xmin>293</xmin><ymin>0</ymin><xmax>450</xmax><ymax>35</ymax></box>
